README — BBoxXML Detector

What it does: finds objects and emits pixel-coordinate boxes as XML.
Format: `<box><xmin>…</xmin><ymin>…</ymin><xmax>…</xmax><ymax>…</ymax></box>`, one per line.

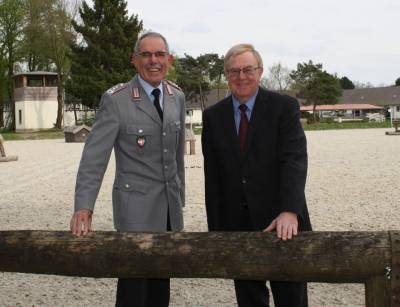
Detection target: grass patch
<box><xmin>303</xmin><ymin>121</ymin><xmax>392</xmax><ymax>131</ymax></box>
<box><xmin>0</xmin><ymin>128</ymin><xmax>65</xmax><ymax>141</ymax></box>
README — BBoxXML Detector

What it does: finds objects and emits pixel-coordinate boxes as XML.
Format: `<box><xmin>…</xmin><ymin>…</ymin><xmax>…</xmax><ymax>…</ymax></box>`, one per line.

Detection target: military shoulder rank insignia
<box><xmin>106</xmin><ymin>83</ymin><xmax>127</xmax><ymax>95</ymax></box>
<box><xmin>164</xmin><ymin>80</ymin><xmax>182</xmax><ymax>94</ymax></box>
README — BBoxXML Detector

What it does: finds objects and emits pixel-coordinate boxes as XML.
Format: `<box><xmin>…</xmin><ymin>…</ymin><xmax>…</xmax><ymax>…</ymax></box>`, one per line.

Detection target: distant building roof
<box><xmin>340</xmin><ymin>86</ymin><xmax>400</xmax><ymax>106</ymax></box>
<box><xmin>13</xmin><ymin>71</ymin><xmax>58</xmax><ymax>77</ymax></box>
<box><xmin>300</xmin><ymin>104</ymin><xmax>384</xmax><ymax>111</ymax></box>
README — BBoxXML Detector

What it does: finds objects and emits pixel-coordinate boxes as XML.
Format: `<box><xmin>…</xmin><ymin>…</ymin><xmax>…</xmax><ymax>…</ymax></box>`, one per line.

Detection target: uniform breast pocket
<box><xmin>126</xmin><ymin>124</ymin><xmax>161</xmax><ymax>154</ymax></box>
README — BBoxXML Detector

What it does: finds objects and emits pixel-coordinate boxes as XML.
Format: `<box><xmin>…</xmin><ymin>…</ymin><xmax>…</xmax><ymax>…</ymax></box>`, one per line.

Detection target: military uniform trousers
<box><xmin>115</xmin><ymin>215</ymin><xmax>171</xmax><ymax>307</ymax></box>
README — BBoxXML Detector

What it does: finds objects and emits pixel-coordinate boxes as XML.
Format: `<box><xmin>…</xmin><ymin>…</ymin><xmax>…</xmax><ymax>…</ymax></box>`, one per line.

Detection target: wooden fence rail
<box><xmin>0</xmin><ymin>230</ymin><xmax>399</xmax><ymax>306</ymax></box>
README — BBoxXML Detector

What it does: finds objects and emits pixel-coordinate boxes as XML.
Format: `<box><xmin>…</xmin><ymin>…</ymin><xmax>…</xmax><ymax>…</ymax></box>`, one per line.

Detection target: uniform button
<box><xmin>138</xmin><ymin>129</ymin><xmax>143</xmax><ymax>133</ymax></box>
<box><xmin>125</xmin><ymin>184</ymin><xmax>130</xmax><ymax>188</ymax></box>
<box><xmin>163</xmin><ymin>149</ymin><xmax>168</xmax><ymax>153</ymax></box>
<box><xmin>242</xmin><ymin>179</ymin><xmax>246</xmax><ymax>184</ymax></box>
<box><xmin>162</xmin><ymin>132</ymin><xmax>167</xmax><ymax>136</ymax></box>
<box><xmin>164</xmin><ymin>165</ymin><xmax>168</xmax><ymax>169</ymax></box>
<box><xmin>166</xmin><ymin>181</ymin><xmax>169</xmax><ymax>186</ymax></box>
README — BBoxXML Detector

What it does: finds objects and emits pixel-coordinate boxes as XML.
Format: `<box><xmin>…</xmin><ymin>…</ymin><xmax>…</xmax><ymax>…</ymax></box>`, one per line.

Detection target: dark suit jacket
<box><xmin>201</xmin><ymin>87</ymin><xmax>311</xmax><ymax>231</ymax></box>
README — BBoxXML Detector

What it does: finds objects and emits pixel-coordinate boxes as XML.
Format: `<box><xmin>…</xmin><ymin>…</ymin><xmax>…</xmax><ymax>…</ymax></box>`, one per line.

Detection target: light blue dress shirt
<box><xmin>138</xmin><ymin>75</ymin><xmax>164</xmax><ymax>110</ymax></box>
<box><xmin>232</xmin><ymin>89</ymin><xmax>258</xmax><ymax>134</ymax></box>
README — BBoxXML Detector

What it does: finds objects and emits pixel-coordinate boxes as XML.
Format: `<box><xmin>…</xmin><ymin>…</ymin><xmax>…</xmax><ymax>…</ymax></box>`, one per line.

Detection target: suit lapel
<box><xmin>220</xmin><ymin>97</ymin><xmax>241</xmax><ymax>160</ymax></box>
<box><xmin>130</xmin><ymin>76</ymin><xmax>162</xmax><ymax>126</ymax></box>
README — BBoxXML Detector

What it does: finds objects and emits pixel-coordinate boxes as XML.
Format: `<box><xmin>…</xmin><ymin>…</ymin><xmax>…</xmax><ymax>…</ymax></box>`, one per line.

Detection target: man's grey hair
<box><xmin>134</xmin><ymin>31</ymin><xmax>170</xmax><ymax>54</ymax></box>
<box><xmin>224</xmin><ymin>43</ymin><xmax>263</xmax><ymax>74</ymax></box>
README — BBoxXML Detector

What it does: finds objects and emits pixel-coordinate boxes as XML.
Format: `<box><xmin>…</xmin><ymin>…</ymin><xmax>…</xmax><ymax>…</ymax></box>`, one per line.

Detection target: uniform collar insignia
<box><xmin>131</xmin><ymin>87</ymin><xmax>140</xmax><ymax>100</ymax></box>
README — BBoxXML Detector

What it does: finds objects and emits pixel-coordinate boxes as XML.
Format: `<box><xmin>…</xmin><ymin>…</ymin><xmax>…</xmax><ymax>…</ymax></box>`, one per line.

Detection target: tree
<box><xmin>23</xmin><ymin>0</ymin><xmax>51</xmax><ymax>71</ymax></box>
<box><xmin>67</xmin><ymin>0</ymin><xmax>143</xmax><ymax>111</ymax></box>
<box><xmin>0</xmin><ymin>0</ymin><xmax>26</xmax><ymax>130</ymax></box>
<box><xmin>339</xmin><ymin>76</ymin><xmax>355</xmax><ymax>89</ymax></box>
<box><xmin>261</xmin><ymin>62</ymin><xmax>292</xmax><ymax>91</ymax></box>
<box><xmin>290</xmin><ymin>60</ymin><xmax>342</xmax><ymax>121</ymax></box>
<box><xmin>39</xmin><ymin>0</ymin><xmax>77</xmax><ymax>129</ymax></box>
<box><xmin>0</xmin><ymin>46</ymin><xmax>7</xmax><ymax>127</ymax></box>
<box><xmin>176</xmin><ymin>53</ymin><xmax>224</xmax><ymax>110</ymax></box>
<box><xmin>353</xmin><ymin>81</ymin><xmax>374</xmax><ymax>89</ymax></box>
<box><xmin>396</xmin><ymin>77</ymin><xmax>400</xmax><ymax>86</ymax></box>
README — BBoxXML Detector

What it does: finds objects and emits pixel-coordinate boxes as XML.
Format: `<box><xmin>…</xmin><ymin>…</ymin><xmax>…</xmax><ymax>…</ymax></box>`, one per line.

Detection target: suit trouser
<box><xmin>234</xmin><ymin>204</ymin><xmax>308</xmax><ymax>307</ymax></box>
<box><xmin>115</xmin><ymin>214</ymin><xmax>171</xmax><ymax>307</ymax></box>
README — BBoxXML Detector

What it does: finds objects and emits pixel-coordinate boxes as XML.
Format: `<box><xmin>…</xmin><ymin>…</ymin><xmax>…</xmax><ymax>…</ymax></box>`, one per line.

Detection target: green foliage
<box><xmin>67</xmin><ymin>0</ymin><xmax>143</xmax><ymax>108</ymax></box>
<box><xmin>0</xmin><ymin>0</ymin><xmax>27</xmax><ymax>130</ymax></box>
<box><xmin>396</xmin><ymin>77</ymin><xmax>400</xmax><ymax>86</ymax></box>
<box><xmin>175</xmin><ymin>53</ymin><xmax>224</xmax><ymax>110</ymax></box>
<box><xmin>82</xmin><ymin>112</ymin><xmax>95</xmax><ymax>126</ymax></box>
<box><xmin>23</xmin><ymin>0</ymin><xmax>52</xmax><ymax>71</ymax></box>
<box><xmin>0</xmin><ymin>128</ymin><xmax>64</xmax><ymax>140</ymax></box>
<box><xmin>339</xmin><ymin>76</ymin><xmax>355</xmax><ymax>89</ymax></box>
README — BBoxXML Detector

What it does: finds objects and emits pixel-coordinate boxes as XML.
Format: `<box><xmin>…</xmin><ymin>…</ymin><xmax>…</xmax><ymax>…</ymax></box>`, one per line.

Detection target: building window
<box><xmin>396</xmin><ymin>106</ymin><xmax>400</xmax><ymax>112</ymax></box>
<box><xmin>27</xmin><ymin>75</ymin><xmax>44</xmax><ymax>87</ymax></box>
<box><xmin>18</xmin><ymin>110</ymin><xmax>22</xmax><ymax>125</ymax></box>
<box><xmin>14</xmin><ymin>76</ymin><xmax>24</xmax><ymax>88</ymax></box>
<box><xmin>45</xmin><ymin>75</ymin><xmax>58</xmax><ymax>86</ymax></box>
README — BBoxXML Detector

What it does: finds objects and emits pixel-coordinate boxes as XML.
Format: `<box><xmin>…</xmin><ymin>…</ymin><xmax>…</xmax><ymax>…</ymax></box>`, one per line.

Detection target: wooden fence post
<box><xmin>0</xmin><ymin>134</ymin><xmax>18</xmax><ymax>162</ymax></box>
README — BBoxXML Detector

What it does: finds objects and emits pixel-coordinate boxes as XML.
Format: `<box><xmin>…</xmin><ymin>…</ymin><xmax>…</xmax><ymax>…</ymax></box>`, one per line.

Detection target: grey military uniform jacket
<box><xmin>74</xmin><ymin>75</ymin><xmax>185</xmax><ymax>232</ymax></box>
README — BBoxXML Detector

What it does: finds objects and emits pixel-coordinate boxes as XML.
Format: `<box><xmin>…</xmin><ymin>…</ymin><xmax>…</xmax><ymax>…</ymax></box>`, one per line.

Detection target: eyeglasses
<box><xmin>138</xmin><ymin>51</ymin><xmax>168</xmax><ymax>59</ymax></box>
<box><xmin>227</xmin><ymin>66</ymin><xmax>260</xmax><ymax>78</ymax></box>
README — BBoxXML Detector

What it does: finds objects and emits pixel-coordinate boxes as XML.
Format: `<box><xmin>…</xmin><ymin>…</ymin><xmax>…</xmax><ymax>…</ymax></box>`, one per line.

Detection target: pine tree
<box><xmin>67</xmin><ymin>0</ymin><xmax>142</xmax><ymax>109</ymax></box>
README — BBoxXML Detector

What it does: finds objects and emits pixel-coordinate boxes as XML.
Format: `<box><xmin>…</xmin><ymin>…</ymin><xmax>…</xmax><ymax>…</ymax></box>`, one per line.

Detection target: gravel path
<box><xmin>0</xmin><ymin>128</ymin><xmax>399</xmax><ymax>306</ymax></box>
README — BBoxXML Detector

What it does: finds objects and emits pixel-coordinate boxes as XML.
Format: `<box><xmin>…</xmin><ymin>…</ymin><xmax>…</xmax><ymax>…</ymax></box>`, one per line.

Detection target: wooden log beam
<box><xmin>0</xmin><ymin>231</ymin><xmax>392</xmax><ymax>282</ymax></box>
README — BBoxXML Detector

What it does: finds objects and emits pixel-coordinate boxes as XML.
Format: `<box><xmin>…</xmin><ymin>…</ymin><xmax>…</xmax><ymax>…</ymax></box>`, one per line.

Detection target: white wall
<box><xmin>15</xmin><ymin>100</ymin><xmax>58</xmax><ymax>131</ymax></box>
<box><xmin>186</xmin><ymin>109</ymin><xmax>202</xmax><ymax>126</ymax></box>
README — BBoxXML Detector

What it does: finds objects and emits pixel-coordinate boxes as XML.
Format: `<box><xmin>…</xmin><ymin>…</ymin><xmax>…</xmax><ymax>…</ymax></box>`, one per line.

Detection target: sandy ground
<box><xmin>0</xmin><ymin>128</ymin><xmax>399</xmax><ymax>306</ymax></box>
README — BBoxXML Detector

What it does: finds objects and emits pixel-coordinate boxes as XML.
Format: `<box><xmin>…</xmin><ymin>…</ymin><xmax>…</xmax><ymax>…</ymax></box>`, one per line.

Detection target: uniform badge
<box><xmin>137</xmin><ymin>136</ymin><xmax>146</xmax><ymax>148</ymax></box>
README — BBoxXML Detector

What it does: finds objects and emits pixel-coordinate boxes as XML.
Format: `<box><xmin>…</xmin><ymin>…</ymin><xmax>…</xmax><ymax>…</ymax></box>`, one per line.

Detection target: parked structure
<box><xmin>340</xmin><ymin>86</ymin><xmax>400</xmax><ymax>120</ymax></box>
<box><xmin>300</xmin><ymin>104</ymin><xmax>385</xmax><ymax>121</ymax></box>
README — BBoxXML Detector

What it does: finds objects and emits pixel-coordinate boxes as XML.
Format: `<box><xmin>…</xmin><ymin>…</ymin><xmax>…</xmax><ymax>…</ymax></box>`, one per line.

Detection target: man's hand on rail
<box><xmin>264</xmin><ymin>212</ymin><xmax>298</xmax><ymax>240</ymax></box>
<box><xmin>70</xmin><ymin>209</ymin><xmax>93</xmax><ymax>237</ymax></box>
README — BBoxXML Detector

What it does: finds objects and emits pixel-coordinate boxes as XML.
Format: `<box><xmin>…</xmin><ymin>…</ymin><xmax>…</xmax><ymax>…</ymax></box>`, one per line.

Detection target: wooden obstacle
<box><xmin>0</xmin><ymin>230</ymin><xmax>399</xmax><ymax>307</ymax></box>
<box><xmin>0</xmin><ymin>134</ymin><xmax>18</xmax><ymax>162</ymax></box>
<box><xmin>185</xmin><ymin>127</ymin><xmax>196</xmax><ymax>155</ymax></box>
<box><xmin>386</xmin><ymin>121</ymin><xmax>400</xmax><ymax>135</ymax></box>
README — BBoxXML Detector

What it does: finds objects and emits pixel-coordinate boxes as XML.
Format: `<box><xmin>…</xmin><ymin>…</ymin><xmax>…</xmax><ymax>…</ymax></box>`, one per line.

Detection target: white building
<box><xmin>13</xmin><ymin>71</ymin><xmax>59</xmax><ymax>131</ymax></box>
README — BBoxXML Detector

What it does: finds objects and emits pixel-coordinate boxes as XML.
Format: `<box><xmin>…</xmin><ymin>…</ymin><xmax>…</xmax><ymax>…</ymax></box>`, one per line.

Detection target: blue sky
<box><xmin>125</xmin><ymin>0</ymin><xmax>399</xmax><ymax>86</ymax></box>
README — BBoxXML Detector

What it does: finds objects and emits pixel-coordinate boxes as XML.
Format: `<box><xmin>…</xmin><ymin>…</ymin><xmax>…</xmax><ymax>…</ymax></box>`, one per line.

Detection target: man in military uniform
<box><xmin>70</xmin><ymin>32</ymin><xmax>185</xmax><ymax>307</ymax></box>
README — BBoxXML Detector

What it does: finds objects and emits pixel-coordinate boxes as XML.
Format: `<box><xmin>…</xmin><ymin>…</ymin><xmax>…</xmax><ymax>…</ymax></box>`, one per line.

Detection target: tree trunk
<box><xmin>0</xmin><ymin>103</ymin><xmax>4</xmax><ymax>128</ymax></box>
<box><xmin>73</xmin><ymin>102</ymin><xmax>78</xmax><ymax>125</ymax></box>
<box><xmin>7</xmin><ymin>58</ymin><xmax>15</xmax><ymax>131</ymax></box>
<box><xmin>313</xmin><ymin>103</ymin><xmax>317</xmax><ymax>122</ymax></box>
<box><xmin>55</xmin><ymin>72</ymin><xmax>64</xmax><ymax>129</ymax></box>
<box><xmin>0</xmin><ymin>231</ymin><xmax>393</xmax><ymax>282</ymax></box>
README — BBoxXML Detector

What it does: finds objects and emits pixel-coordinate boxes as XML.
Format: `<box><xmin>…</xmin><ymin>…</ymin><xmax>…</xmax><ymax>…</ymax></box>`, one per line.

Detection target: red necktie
<box><xmin>239</xmin><ymin>104</ymin><xmax>248</xmax><ymax>153</ymax></box>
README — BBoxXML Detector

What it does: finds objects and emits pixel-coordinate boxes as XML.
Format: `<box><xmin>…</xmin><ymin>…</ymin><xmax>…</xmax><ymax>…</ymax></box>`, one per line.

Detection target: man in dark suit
<box><xmin>201</xmin><ymin>44</ymin><xmax>311</xmax><ymax>307</ymax></box>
